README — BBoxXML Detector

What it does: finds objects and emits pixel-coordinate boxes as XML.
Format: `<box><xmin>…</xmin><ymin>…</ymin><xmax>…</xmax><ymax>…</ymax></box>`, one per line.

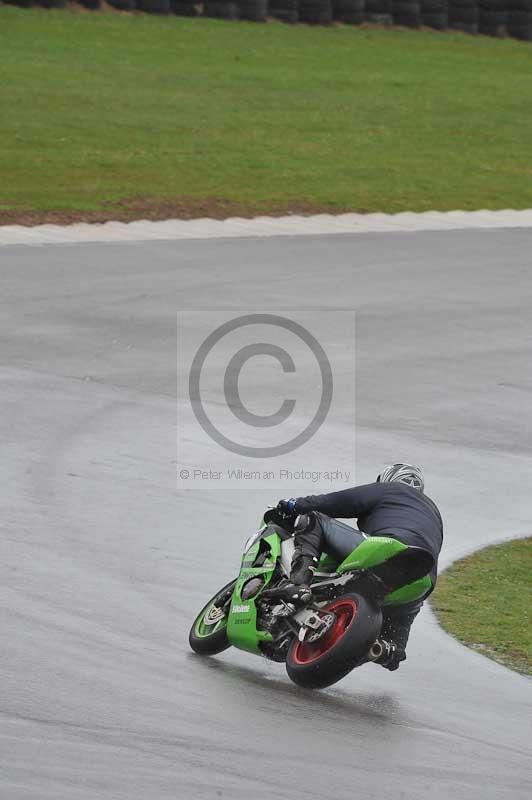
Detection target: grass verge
<box><xmin>431</xmin><ymin>537</ymin><xmax>532</xmax><ymax>676</ymax></box>
<box><xmin>1</xmin><ymin>7</ymin><xmax>532</xmax><ymax>222</ymax></box>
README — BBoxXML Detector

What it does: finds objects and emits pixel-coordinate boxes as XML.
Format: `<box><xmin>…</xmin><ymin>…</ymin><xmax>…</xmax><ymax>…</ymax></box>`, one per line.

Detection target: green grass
<box><xmin>431</xmin><ymin>538</ymin><xmax>532</xmax><ymax>676</ymax></box>
<box><xmin>1</xmin><ymin>7</ymin><xmax>532</xmax><ymax>219</ymax></box>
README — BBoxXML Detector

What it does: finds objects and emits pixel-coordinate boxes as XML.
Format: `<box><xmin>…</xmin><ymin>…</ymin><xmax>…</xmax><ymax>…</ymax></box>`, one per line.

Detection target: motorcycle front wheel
<box><xmin>285</xmin><ymin>592</ymin><xmax>382</xmax><ymax>689</ymax></box>
<box><xmin>189</xmin><ymin>579</ymin><xmax>236</xmax><ymax>656</ymax></box>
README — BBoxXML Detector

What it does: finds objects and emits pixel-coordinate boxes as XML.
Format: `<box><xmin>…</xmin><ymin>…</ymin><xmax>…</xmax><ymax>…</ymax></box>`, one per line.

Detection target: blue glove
<box><xmin>277</xmin><ymin>498</ymin><xmax>298</xmax><ymax>516</ymax></box>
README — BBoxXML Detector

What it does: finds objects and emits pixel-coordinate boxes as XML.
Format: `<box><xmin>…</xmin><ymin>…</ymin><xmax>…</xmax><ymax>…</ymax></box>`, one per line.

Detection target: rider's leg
<box><xmin>269</xmin><ymin>513</ymin><xmax>357</xmax><ymax>601</ymax></box>
<box><xmin>290</xmin><ymin>513</ymin><xmax>324</xmax><ymax>585</ymax></box>
<box><xmin>318</xmin><ymin>514</ymin><xmax>366</xmax><ymax>561</ymax></box>
<box><xmin>291</xmin><ymin>513</ymin><xmax>366</xmax><ymax>584</ymax></box>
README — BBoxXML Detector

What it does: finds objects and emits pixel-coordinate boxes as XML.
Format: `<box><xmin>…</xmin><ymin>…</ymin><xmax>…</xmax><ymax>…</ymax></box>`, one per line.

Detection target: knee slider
<box><xmin>293</xmin><ymin>512</ymin><xmax>323</xmax><ymax>559</ymax></box>
<box><xmin>294</xmin><ymin>513</ymin><xmax>314</xmax><ymax>534</ymax></box>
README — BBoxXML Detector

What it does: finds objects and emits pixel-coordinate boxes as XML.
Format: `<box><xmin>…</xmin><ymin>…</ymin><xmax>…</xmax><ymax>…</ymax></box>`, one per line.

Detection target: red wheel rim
<box><xmin>292</xmin><ymin>598</ymin><xmax>358</xmax><ymax>665</ymax></box>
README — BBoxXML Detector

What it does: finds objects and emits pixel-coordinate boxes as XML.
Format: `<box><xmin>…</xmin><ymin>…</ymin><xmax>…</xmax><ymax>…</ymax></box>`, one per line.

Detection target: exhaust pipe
<box><xmin>367</xmin><ymin>640</ymin><xmax>386</xmax><ymax>661</ymax></box>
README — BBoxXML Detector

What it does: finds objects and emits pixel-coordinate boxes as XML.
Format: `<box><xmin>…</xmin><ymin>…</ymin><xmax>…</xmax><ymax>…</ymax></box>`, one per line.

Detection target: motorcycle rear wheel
<box><xmin>189</xmin><ymin>579</ymin><xmax>236</xmax><ymax>655</ymax></box>
<box><xmin>285</xmin><ymin>592</ymin><xmax>381</xmax><ymax>689</ymax></box>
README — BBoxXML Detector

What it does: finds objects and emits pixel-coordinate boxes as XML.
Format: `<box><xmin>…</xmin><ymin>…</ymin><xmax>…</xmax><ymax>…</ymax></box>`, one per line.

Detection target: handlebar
<box><xmin>263</xmin><ymin>506</ymin><xmax>297</xmax><ymax>530</ymax></box>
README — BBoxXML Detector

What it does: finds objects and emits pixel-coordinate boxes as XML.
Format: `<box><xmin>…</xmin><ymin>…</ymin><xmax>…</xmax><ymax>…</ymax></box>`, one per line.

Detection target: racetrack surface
<box><xmin>2</xmin><ymin>230</ymin><xmax>531</xmax><ymax>799</ymax></box>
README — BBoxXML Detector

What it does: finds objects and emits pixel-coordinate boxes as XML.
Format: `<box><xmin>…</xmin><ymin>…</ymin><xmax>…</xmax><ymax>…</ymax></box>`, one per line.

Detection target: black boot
<box><xmin>290</xmin><ymin>512</ymin><xmax>323</xmax><ymax>585</ymax></box>
<box><xmin>374</xmin><ymin>602</ymin><xmax>421</xmax><ymax>671</ymax></box>
<box><xmin>290</xmin><ymin>551</ymin><xmax>318</xmax><ymax>586</ymax></box>
<box><xmin>262</xmin><ymin>553</ymin><xmax>317</xmax><ymax>605</ymax></box>
<box><xmin>264</xmin><ymin>513</ymin><xmax>323</xmax><ymax>604</ymax></box>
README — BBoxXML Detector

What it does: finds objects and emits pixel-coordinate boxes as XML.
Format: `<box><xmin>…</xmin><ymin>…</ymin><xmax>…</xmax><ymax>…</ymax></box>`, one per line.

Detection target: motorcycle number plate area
<box><xmin>226</xmin><ymin>587</ymin><xmax>261</xmax><ymax>654</ymax></box>
<box><xmin>227</xmin><ymin>588</ymin><xmax>273</xmax><ymax>654</ymax></box>
<box><xmin>227</xmin><ymin>529</ymin><xmax>281</xmax><ymax>654</ymax></box>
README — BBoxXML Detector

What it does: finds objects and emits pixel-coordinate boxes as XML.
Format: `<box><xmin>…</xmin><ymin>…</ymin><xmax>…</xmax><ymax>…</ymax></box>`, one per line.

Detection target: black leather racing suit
<box><xmin>290</xmin><ymin>482</ymin><xmax>444</xmax><ymax>669</ymax></box>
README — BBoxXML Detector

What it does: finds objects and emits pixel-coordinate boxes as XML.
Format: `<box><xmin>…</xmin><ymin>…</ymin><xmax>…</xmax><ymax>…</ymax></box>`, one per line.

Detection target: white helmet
<box><xmin>376</xmin><ymin>463</ymin><xmax>424</xmax><ymax>492</ymax></box>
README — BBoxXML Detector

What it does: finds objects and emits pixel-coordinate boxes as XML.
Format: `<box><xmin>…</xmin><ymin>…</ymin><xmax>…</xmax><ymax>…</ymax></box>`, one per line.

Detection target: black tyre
<box><xmin>299</xmin><ymin>0</ymin><xmax>333</xmax><ymax>23</ymax></box>
<box><xmin>108</xmin><ymin>0</ymin><xmax>137</xmax><ymax>9</ymax></box>
<box><xmin>393</xmin><ymin>1</ymin><xmax>421</xmax><ymax>26</ymax></box>
<box><xmin>507</xmin><ymin>8</ymin><xmax>532</xmax><ymax>21</ymax></box>
<box><xmin>449</xmin><ymin>22</ymin><xmax>479</xmax><ymax>31</ymax></box>
<box><xmin>35</xmin><ymin>0</ymin><xmax>67</xmax><ymax>7</ymax></box>
<box><xmin>364</xmin><ymin>11</ymin><xmax>394</xmax><ymax>21</ymax></box>
<box><xmin>508</xmin><ymin>27</ymin><xmax>532</xmax><ymax>39</ymax></box>
<box><xmin>299</xmin><ymin>9</ymin><xmax>334</xmax><ymax>22</ymax></box>
<box><xmin>479</xmin><ymin>0</ymin><xmax>505</xmax><ymax>8</ymax></box>
<box><xmin>394</xmin><ymin>13</ymin><xmax>421</xmax><ymax>25</ymax></box>
<box><xmin>136</xmin><ymin>0</ymin><xmax>170</xmax><ymax>11</ymax></box>
<box><xmin>335</xmin><ymin>10</ymin><xmax>365</xmax><ymax>21</ymax></box>
<box><xmin>189</xmin><ymin>579</ymin><xmax>236</xmax><ymax>656</ymax></box>
<box><xmin>507</xmin><ymin>11</ymin><xmax>532</xmax><ymax>37</ymax></box>
<box><xmin>479</xmin><ymin>8</ymin><xmax>507</xmax><ymax>22</ymax></box>
<box><xmin>238</xmin><ymin>0</ymin><xmax>268</xmax><ymax>19</ymax></box>
<box><xmin>334</xmin><ymin>0</ymin><xmax>365</xmax><ymax>21</ymax></box>
<box><xmin>449</xmin><ymin>2</ymin><xmax>479</xmax><ymax>17</ymax></box>
<box><xmin>449</xmin><ymin>4</ymin><xmax>479</xmax><ymax>28</ymax></box>
<box><xmin>365</xmin><ymin>0</ymin><xmax>393</xmax><ymax>11</ymax></box>
<box><xmin>421</xmin><ymin>0</ymin><xmax>447</xmax><ymax>11</ymax></box>
<box><xmin>204</xmin><ymin>0</ymin><xmax>239</xmax><ymax>17</ymax></box>
<box><xmin>171</xmin><ymin>0</ymin><xmax>198</xmax><ymax>14</ymax></box>
<box><xmin>422</xmin><ymin>11</ymin><xmax>448</xmax><ymax>26</ymax></box>
<box><xmin>510</xmin><ymin>0</ymin><xmax>532</xmax><ymax>10</ymax></box>
<box><xmin>271</xmin><ymin>7</ymin><xmax>299</xmax><ymax>21</ymax></box>
<box><xmin>270</xmin><ymin>0</ymin><xmax>299</xmax><ymax>20</ymax></box>
<box><xmin>479</xmin><ymin>23</ymin><xmax>506</xmax><ymax>32</ymax></box>
<box><xmin>285</xmin><ymin>593</ymin><xmax>382</xmax><ymax>690</ymax></box>
<box><xmin>478</xmin><ymin>8</ymin><xmax>507</xmax><ymax>33</ymax></box>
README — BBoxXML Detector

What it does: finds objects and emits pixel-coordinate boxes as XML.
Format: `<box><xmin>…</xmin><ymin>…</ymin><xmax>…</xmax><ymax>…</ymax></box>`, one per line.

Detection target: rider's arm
<box><xmin>295</xmin><ymin>483</ymin><xmax>385</xmax><ymax>519</ymax></box>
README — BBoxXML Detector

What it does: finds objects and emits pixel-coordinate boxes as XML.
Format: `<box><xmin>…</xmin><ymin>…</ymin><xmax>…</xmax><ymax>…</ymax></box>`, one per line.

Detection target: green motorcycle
<box><xmin>189</xmin><ymin>508</ymin><xmax>432</xmax><ymax>689</ymax></box>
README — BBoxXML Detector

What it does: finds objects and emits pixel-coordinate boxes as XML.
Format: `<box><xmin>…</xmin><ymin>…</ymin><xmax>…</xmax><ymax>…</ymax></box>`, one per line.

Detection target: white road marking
<box><xmin>1</xmin><ymin>209</ymin><xmax>532</xmax><ymax>246</ymax></box>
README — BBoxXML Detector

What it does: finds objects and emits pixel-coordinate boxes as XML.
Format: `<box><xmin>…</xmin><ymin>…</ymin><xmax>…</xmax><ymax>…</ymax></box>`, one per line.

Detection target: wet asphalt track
<box><xmin>2</xmin><ymin>229</ymin><xmax>532</xmax><ymax>800</ymax></box>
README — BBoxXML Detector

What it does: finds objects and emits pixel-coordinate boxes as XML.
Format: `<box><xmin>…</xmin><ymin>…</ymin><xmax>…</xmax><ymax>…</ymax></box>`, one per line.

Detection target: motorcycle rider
<box><xmin>276</xmin><ymin>463</ymin><xmax>443</xmax><ymax>671</ymax></box>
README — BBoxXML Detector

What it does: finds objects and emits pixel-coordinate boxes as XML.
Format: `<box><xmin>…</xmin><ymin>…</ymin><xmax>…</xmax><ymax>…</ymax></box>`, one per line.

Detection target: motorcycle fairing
<box><xmin>337</xmin><ymin>536</ymin><xmax>432</xmax><ymax>605</ymax></box>
<box><xmin>226</xmin><ymin>530</ymin><xmax>280</xmax><ymax>654</ymax></box>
